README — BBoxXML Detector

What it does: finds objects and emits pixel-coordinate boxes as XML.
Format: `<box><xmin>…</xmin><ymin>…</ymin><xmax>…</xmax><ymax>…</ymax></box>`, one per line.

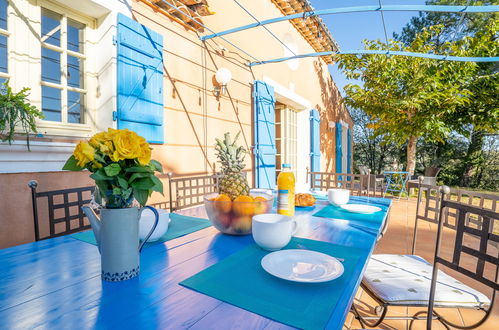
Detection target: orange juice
<box><xmin>277</xmin><ymin>164</ymin><xmax>295</xmax><ymax>216</ymax></box>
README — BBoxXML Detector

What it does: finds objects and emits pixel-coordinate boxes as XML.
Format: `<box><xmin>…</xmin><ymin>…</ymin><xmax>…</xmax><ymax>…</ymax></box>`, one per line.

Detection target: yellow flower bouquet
<box><xmin>63</xmin><ymin>128</ymin><xmax>163</xmax><ymax>208</ymax></box>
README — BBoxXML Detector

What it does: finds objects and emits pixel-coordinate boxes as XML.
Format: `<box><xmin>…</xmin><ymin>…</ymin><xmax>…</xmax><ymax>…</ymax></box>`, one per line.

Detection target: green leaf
<box><xmin>133</xmin><ymin>188</ymin><xmax>149</xmax><ymax>206</ymax></box>
<box><xmin>125</xmin><ymin>166</ymin><xmax>152</xmax><ymax>173</ymax></box>
<box><xmin>130</xmin><ymin>177</ymin><xmax>155</xmax><ymax>190</ymax></box>
<box><xmin>62</xmin><ymin>155</ymin><xmax>83</xmax><ymax>171</ymax></box>
<box><xmin>150</xmin><ymin>159</ymin><xmax>163</xmax><ymax>173</ymax></box>
<box><xmin>129</xmin><ymin>172</ymin><xmax>151</xmax><ymax>182</ymax></box>
<box><xmin>104</xmin><ymin>163</ymin><xmax>121</xmax><ymax>176</ymax></box>
<box><xmin>117</xmin><ymin>176</ymin><xmax>128</xmax><ymax>189</ymax></box>
<box><xmin>150</xmin><ymin>175</ymin><xmax>164</xmax><ymax>194</ymax></box>
<box><xmin>90</xmin><ymin>169</ymin><xmax>113</xmax><ymax>181</ymax></box>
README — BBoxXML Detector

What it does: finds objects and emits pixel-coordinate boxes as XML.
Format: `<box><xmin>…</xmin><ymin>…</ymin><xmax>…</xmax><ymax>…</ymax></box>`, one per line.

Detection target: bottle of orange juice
<box><xmin>277</xmin><ymin>164</ymin><xmax>295</xmax><ymax>216</ymax></box>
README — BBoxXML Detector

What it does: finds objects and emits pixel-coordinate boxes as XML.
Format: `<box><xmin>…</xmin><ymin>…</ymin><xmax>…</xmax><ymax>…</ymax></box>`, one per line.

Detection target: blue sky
<box><xmin>310</xmin><ymin>0</ymin><xmax>427</xmax><ymax>95</ymax></box>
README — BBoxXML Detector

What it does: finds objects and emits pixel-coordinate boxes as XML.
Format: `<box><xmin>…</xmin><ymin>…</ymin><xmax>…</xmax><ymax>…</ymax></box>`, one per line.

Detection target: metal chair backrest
<box><xmin>445</xmin><ymin>187</ymin><xmax>498</xmax><ymax>233</ymax></box>
<box><xmin>358</xmin><ymin>165</ymin><xmax>370</xmax><ymax>176</ymax></box>
<box><xmin>28</xmin><ymin>180</ymin><xmax>95</xmax><ymax>241</ymax></box>
<box><xmin>167</xmin><ymin>172</ymin><xmax>220</xmax><ymax>212</ymax></box>
<box><xmin>427</xmin><ymin>186</ymin><xmax>498</xmax><ymax>329</ymax></box>
<box><xmin>306</xmin><ymin>168</ymin><xmax>369</xmax><ymax>196</ymax></box>
<box><xmin>412</xmin><ymin>179</ymin><xmax>442</xmax><ymax>254</ymax></box>
<box><xmin>424</xmin><ymin>166</ymin><xmax>440</xmax><ymax>178</ymax></box>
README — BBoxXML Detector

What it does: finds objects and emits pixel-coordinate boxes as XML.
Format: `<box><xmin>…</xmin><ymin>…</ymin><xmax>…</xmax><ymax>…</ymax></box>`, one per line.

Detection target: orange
<box><xmin>253</xmin><ymin>196</ymin><xmax>269</xmax><ymax>214</ymax></box>
<box><xmin>214</xmin><ymin>194</ymin><xmax>232</xmax><ymax>213</ymax></box>
<box><xmin>232</xmin><ymin>195</ymin><xmax>255</xmax><ymax>216</ymax></box>
<box><xmin>231</xmin><ymin>215</ymin><xmax>252</xmax><ymax>233</ymax></box>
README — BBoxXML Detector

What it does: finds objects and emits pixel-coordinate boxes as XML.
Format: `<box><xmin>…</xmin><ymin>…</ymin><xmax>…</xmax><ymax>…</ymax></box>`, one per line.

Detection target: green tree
<box><xmin>395</xmin><ymin>0</ymin><xmax>498</xmax><ymax>187</ymax></box>
<box><xmin>351</xmin><ymin>108</ymin><xmax>400</xmax><ymax>174</ymax></box>
<box><xmin>338</xmin><ymin>26</ymin><xmax>477</xmax><ymax>174</ymax></box>
<box><xmin>338</xmin><ymin>17</ymin><xmax>498</xmax><ymax>175</ymax></box>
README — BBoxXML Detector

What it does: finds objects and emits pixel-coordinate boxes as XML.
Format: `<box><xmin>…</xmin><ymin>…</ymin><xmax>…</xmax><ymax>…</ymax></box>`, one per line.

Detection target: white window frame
<box><xmin>0</xmin><ymin>0</ymin><xmax>10</xmax><ymax>82</ymax></box>
<box><xmin>38</xmin><ymin>2</ymin><xmax>90</xmax><ymax>128</ymax></box>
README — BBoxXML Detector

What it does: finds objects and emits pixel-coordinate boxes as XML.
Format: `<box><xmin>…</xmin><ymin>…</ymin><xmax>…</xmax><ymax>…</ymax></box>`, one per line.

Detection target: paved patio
<box><xmin>343</xmin><ymin>197</ymin><xmax>499</xmax><ymax>329</ymax></box>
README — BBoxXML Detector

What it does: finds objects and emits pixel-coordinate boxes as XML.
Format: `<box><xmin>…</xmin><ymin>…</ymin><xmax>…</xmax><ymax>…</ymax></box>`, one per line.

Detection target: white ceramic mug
<box><xmin>252</xmin><ymin>214</ymin><xmax>298</xmax><ymax>251</ymax></box>
<box><xmin>139</xmin><ymin>208</ymin><xmax>171</xmax><ymax>242</ymax></box>
<box><xmin>328</xmin><ymin>188</ymin><xmax>350</xmax><ymax>206</ymax></box>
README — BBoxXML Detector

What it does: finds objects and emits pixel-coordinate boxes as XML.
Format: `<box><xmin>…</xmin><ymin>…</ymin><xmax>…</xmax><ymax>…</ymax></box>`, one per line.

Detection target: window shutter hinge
<box><xmin>112</xmin><ymin>35</ymin><xmax>118</xmax><ymax>46</ymax></box>
<box><xmin>112</xmin><ymin>111</ymin><xmax>118</xmax><ymax>121</ymax></box>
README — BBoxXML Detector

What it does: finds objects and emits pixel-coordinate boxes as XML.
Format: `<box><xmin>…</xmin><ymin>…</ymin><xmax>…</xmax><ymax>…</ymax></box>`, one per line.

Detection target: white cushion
<box><xmin>363</xmin><ymin>254</ymin><xmax>490</xmax><ymax>307</ymax></box>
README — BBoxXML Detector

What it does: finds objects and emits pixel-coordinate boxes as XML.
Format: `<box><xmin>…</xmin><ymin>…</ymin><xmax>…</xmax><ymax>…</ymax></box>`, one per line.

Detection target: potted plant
<box><xmin>63</xmin><ymin>128</ymin><xmax>163</xmax><ymax>281</ymax></box>
<box><xmin>0</xmin><ymin>81</ymin><xmax>44</xmax><ymax>150</ymax></box>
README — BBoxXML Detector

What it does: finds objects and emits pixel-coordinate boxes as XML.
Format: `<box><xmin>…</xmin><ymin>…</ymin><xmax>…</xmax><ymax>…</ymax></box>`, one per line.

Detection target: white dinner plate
<box><xmin>340</xmin><ymin>204</ymin><xmax>381</xmax><ymax>214</ymax></box>
<box><xmin>261</xmin><ymin>249</ymin><xmax>344</xmax><ymax>283</ymax></box>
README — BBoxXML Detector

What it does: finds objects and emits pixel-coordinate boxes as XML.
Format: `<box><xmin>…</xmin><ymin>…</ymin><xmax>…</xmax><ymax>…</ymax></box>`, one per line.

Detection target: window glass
<box><xmin>67</xmin><ymin>55</ymin><xmax>82</xmax><ymax>88</ymax></box>
<box><xmin>41</xmin><ymin>47</ymin><xmax>60</xmax><ymax>83</ymax></box>
<box><xmin>0</xmin><ymin>34</ymin><xmax>6</xmax><ymax>73</ymax></box>
<box><xmin>67</xmin><ymin>91</ymin><xmax>83</xmax><ymax>123</ymax></box>
<box><xmin>41</xmin><ymin>9</ymin><xmax>61</xmax><ymax>47</ymax></box>
<box><xmin>67</xmin><ymin>19</ymin><xmax>84</xmax><ymax>53</ymax></box>
<box><xmin>0</xmin><ymin>0</ymin><xmax>7</xmax><ymax>30</ymax></box>
<box><xmin>0</xmin><ymin>77</ymin><xmax>6</xmax><ymax>87</ymax></box>
<box><xmin>42</xmin><ymin>86</ymin><xmax>61</xmax><ymax>121</ymax></box>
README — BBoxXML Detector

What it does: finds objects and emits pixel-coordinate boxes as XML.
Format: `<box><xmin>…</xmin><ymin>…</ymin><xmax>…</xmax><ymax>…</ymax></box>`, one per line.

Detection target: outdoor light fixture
<box><xmin>214</xmin><ymin>67</ymin><xmax>232</xmax><ymax>99</ymax></box>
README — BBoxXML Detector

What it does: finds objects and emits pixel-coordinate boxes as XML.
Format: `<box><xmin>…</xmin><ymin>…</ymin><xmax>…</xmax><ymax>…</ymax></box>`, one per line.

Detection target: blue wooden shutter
<box><xmin>253</xmin><ymin>81</ymin><xmax>276</xmax><ymax>189</ymax></box>
<box><xmin>347</xmin><ymin>127</ymin><xmax>352</xmax><ymax>174</ymax></box>
<box><xmin>335</xmin><ymin>122</ymin><xmax>343</xmax><ymax>174</ymax></box>
<box><xmin>309</xmin><ymin>109</ymin><xmax>320</xmax><ymax>172</ymax></box>
<box><xmin>117</xmin><ymin>14</ymin><xmax>164</xmax><ymax>143</ymax></box>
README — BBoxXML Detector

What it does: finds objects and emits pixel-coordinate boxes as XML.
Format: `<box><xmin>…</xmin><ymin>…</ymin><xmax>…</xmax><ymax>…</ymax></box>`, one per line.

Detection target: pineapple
<box><xmin>215</xmin><ymin>132</ymin><xmax>250</xmax><ymax>200</ymax></box>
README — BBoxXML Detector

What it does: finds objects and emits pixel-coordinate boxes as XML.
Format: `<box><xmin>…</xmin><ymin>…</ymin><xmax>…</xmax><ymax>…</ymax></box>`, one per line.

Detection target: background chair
<box><xmin>166</xmin><ymin>172</ymin><xmax>220</xmax><ymax>212</ymax></box>
<box><xmin>28</xmin><ymin>180</ymin><xmax>95</xmax><ymax>241</ymax></box>
<box><xmin>407</xmin><ymin>166</ymin><xmax>441</xmax><ymax>193</ymax></box>
<box><xmin>306</xmin><ymin>168</ymin><xmax>369</xmax><ymax>196</ymax></box>
<box><xmin>358</xmin><ymin>165</ymin><xmax>384</xmax><ymax>197</ymax></box>
<box><xmin>352</xmin><ymin>181</ymin><xmax>495</xmax><ymax>328</ymax></box>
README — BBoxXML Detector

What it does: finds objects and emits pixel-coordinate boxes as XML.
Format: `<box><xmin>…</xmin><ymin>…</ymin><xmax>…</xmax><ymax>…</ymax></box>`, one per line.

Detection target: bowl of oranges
<box><xmin>204</xmin><ymin>192</ymin><xmax>274</xmax><ymax>235</ymax></box>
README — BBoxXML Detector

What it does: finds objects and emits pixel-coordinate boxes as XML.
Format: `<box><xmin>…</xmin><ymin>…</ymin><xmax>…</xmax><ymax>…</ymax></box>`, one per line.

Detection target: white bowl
<box><xmin>328</xmin><ymin>188</ymin><xmax>350</xmax><ymax>206</ymax></box>
<box><xmin>139</xmin><ymin>208</ymin><xmax>170</xmax><ymax>242</ymax></box>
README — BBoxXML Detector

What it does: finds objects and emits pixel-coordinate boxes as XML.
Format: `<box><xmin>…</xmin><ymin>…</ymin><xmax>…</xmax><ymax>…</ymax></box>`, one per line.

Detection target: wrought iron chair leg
<box><xmin>351</xmin><ymin>302</ymin><xmax>388</xmax><ymax>328</ymax></box>
<box><xmin>409</xmin><ymin>310</ymin><xmax>450</xmax><ymax>330</ymax></box>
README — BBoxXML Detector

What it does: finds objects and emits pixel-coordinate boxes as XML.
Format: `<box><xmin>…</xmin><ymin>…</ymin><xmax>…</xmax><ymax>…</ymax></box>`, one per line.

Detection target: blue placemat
<box><xmin>312</xmin><ymin>197</ymin><xmax>389</xmax><ymax>234</ymax></box>
<box><xmin>180</xmin><ymin>237</ymin><xmax>363</xmax><ymax>330</ymax></box>
<box><xmin>71</xmin><ymin>213</ymin><xmax>211</xmax><ymax>248</ymax></box>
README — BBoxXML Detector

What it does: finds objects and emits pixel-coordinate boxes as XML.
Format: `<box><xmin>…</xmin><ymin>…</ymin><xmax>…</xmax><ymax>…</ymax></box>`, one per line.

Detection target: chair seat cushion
<box><xmin>363</xmin><ymin>254</ymin><xmax>490</xmax><ymax>307</ymax></box>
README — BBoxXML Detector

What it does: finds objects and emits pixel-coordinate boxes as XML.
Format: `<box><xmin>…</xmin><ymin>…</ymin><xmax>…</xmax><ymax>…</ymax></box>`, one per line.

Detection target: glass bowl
<box><xmin>204</xmin><ymin>192</ymin><xmax>274</xmax><ymax>235</ymax></box>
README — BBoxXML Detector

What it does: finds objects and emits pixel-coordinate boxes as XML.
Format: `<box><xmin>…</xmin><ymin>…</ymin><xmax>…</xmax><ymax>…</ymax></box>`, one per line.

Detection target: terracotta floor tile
<box><xmin>344</xmin><ymin>198</ymin><xmax>498</xmax><ymax>329</ymax></box>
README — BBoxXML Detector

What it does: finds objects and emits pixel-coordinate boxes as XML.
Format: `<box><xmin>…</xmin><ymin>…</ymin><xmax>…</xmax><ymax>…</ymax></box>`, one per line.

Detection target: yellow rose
<box><xmin>73</xmin><ymin>141</ymin><xmax>95</xmax><ymax>167</ymax></box>
<box><xmin>89</xmin><ymin>130</ymin><xmax>115</xmax><ymax>155</ymax></box>
<box><xmin>137</xmin><ymin>137</ymin><xmax>151</xmax><ymax>165</ymax></box>
<box><xmin>111</xmin><ymin>129</ymin><xmax>142</xmax><ymax>161</ymax></box>
<box><xmin>89</xmin><ymin>131</ymin><xmax>108</xmax><ymax>148</ymax></box>
<box><xmin>91</xmin><ymin>161</ymin><xmax>103</xmax><ymax>169</ymax></box>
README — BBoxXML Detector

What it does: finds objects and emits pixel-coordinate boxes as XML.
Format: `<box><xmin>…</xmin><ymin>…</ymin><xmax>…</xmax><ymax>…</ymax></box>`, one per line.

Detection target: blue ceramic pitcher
<box><xmin>82</xmin><ymin>206</ymin><xmax>159</xmax><ymax>282</ymax></box>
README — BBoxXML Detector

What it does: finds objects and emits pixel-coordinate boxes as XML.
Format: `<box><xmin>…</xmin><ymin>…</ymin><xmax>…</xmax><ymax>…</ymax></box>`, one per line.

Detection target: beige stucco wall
<box><xmin>0</xmin><ymin>0</ymin><xmax>352</xmax><ymax>248</ymax></box>
<box><xmin>131</xmin><ymin>0</ymin><xmax>352</xmax><ymax>202</ymax></box>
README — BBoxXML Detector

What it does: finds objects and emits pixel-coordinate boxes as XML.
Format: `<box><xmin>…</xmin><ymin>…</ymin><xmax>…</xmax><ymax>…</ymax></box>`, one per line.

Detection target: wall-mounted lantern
<box><xmin>213</xmin><ymin>67</ymin><xmax>232</xmax><ymax>100</ymax></box>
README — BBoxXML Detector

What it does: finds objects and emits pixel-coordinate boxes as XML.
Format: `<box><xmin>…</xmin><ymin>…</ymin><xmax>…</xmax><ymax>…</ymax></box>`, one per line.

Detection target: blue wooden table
<box><xmin>0</xmin><ymin>196</ymin><xmax>391</xmax><ymax>330</ymax></box>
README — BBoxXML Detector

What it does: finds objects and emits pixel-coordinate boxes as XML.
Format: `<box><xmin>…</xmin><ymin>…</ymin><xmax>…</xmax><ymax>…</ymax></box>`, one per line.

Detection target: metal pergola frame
<box><xmin>158</xmin><ymin>1</ymin><xmax>499</xmax><ymax>65</ymax></box>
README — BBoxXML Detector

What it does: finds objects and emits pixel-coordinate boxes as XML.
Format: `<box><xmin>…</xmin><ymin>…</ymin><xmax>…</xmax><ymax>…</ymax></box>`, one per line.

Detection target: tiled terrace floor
<box><xmin>343</xmin><ymin>198</ymin><xmax>498</xmax><ymax>329</ymax></box>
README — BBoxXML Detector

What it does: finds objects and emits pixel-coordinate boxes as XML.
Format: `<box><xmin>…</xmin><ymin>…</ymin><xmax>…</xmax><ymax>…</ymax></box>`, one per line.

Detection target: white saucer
<box><xmin>261</xmin><ymin>249</ymin><xmax>344</xmax><ymax>283</ymax></box>
<box><xmin>340</xmin><ymin>204</ymin><xmax>381</xmax><ymax>214</ymax></box>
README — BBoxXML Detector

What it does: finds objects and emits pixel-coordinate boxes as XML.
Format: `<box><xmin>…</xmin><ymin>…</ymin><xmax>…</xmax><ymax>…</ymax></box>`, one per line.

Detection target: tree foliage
<box><xmin>338</xmin><ymin>11</ymin><xmax>498</xmax><ymax>174</ymax></box>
